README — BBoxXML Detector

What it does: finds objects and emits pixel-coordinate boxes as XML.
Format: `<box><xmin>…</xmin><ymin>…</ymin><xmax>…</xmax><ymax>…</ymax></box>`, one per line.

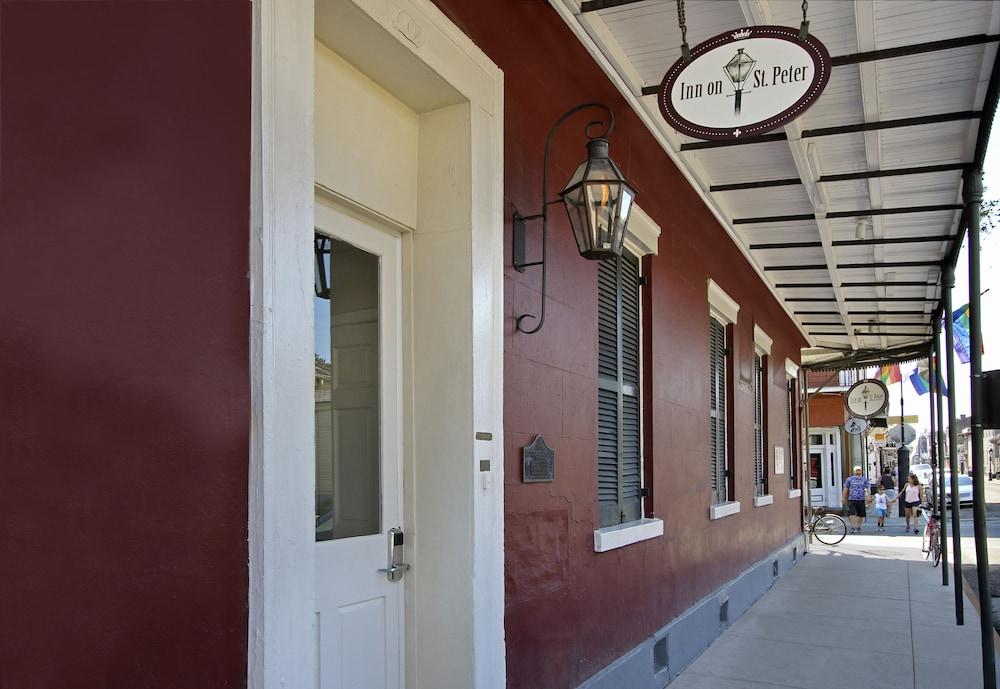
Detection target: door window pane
<box><xmin>810</xmin><ymin>452</ymin><xmax>823</xmax><ymax>489</ymax></box>
<box><xmin>315</xmin><ymin>236</ymin><xmax>381</xmax><ymax>541</ymax></box>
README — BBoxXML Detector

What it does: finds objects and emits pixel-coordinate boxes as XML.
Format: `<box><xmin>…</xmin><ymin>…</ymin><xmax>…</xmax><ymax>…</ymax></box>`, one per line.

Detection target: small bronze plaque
<box><xmin>522</xmin><ymin>435</ymin><xmax>555</xmax><ymax>483</ymax></box>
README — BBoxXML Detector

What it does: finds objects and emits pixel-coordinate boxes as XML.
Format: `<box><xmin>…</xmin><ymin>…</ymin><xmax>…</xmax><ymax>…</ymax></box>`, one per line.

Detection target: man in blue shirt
<box><xmin>842</xmin><ymin>466</ymin><xmax>871</xmax><ymax>534</ymax></box>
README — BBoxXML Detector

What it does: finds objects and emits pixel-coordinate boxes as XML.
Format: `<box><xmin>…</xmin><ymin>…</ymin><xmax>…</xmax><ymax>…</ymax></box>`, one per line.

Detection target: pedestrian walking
<box><xmin>879</xmin><ymin>469</ymin><xmax>896</xmax><ymax>500</ymax></box>
<box><xmin>842</xmin><ymin>466</ymin><xmax>871</xmax><ymax>534</ymax></box>
<box><xmin>872</xmin><ymin>484</ymin><xmax>895</xmax><ymax>531</ymax></box>
<box><xmin>900</xmin><ymin>473</ymin><xmax>924</xmax><ymax>534</ymax></box>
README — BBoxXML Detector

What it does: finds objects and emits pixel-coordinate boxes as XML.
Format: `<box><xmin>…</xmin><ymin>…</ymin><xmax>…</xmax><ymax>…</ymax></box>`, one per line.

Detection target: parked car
<box><xmin>911</xmin><ymin>463</ymin><xmax>933</xmax><ymax>485</ymax></box>
<box><xmin>929</xmin><ymin>474</ymin><xmax>974</xmax><ymax>507</ymax></box>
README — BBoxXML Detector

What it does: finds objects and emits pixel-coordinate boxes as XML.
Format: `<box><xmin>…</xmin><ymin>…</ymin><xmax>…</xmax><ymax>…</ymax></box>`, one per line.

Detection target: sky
<box><xmin>881</xmin><ymin>134</ymin><xmax>1000</xmax><ymax>439</ymax></box>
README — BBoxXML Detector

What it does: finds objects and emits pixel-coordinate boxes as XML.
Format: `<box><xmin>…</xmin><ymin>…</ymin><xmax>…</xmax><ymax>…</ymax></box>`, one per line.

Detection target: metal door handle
<box><xmin>377</xmin><ymin>563</ymin><xmax>411</xmax><ymax>577</ymax></box>
<box><xmin>379</xmin><ymin>527</ymin><xmax>409</xmax><ymax>582</ymax></box>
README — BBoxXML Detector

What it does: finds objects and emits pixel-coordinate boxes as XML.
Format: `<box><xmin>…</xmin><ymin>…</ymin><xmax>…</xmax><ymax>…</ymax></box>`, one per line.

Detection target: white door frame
<box><xmin>248</xmin><ymin>1</ymin><xmax>505</xmax><ymax>688</ymax></box>
<box><xmin>809</xmin><ymin>427</ymin><xmax>842</xmax><ymax>509</ymax></box>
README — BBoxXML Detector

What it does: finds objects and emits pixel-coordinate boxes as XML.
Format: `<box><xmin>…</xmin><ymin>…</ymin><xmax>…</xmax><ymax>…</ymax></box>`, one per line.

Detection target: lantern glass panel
<box><xmin>561</xmin><ymin>185</ymin><xmax>592</xmax><ymax>257</ymax></box>
<box><xmin>584</xmin><ymin>181</ymin><xmax>620</xmax><ymax>255</ymax></box>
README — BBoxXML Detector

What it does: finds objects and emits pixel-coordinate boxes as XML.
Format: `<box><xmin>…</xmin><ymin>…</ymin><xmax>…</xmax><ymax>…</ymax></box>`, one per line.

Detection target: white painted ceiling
<box><xmin>553</xmin><ymin>0</ymin><xmax>999</xmax><ymax>363</ymax></box>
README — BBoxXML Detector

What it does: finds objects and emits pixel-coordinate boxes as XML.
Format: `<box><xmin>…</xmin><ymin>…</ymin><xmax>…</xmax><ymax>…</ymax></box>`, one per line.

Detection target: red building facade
<box><xmin>430</xmin><ymin>2</ymin><xmax>806</xmax><ymax>687</ymax></box>
<box><xmin>0</xmin><ymin>2</ymin><xmax>806</xmax><ymax>688</ymax></box>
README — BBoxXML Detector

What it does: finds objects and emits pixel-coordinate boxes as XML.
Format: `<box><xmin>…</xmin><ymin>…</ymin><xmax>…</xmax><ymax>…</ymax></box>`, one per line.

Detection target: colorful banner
<box><xmin>879</xmin><ymin>364</ymin><xmax>902</xmax><ymax>385</ymax></box>
<box><xmin>909</xmin><ymin>368</ymin><xmax>929</xmax><ymax>395</ymax></box>
<box><xmin>909</xmin><ymin>360</ymin><xmax>948</xmax><ymax>397</ymax></box>
<box><xmin>951</xmin><ymin>303</ymin><xmax>984</xmax><ymax>365</ymax></box>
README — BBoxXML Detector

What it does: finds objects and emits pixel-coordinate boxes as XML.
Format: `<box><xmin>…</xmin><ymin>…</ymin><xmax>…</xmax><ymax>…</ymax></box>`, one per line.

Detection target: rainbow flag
<box><xmin>909</xmin><ymin>360</ymin><xmax>948</xmax><ymax>396</ymax></box>
<box><xmin>909</xmin><ymin>367</ymin><xmax>929</xmax><ymax>395</ymax></box>
<box><xmin>951</xmin><ymin>303</ymin><xmax>983</xmax><ymax>364</ymax></box>
<box><xmin>879</xmin><ymin>364</ymin><xmax>902</xmax><ymax>385</ymax></box>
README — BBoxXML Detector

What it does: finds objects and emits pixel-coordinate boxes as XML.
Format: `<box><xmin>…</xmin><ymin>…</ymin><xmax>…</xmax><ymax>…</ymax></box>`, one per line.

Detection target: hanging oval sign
<box><xmin>657</xmin><ymin>25</ymin><xmax>831</xmax><ymax>140</ymax></box>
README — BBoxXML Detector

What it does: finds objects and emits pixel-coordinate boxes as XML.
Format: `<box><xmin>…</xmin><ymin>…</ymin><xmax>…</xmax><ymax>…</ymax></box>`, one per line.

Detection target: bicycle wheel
<box><xmin>922</xmin><ymin>526</ymin><xmax>930</xmax><ymax>557</ymax></box>
<box><xmin>932</xmin><ymin>531</ymin><xmax>942</xmax><ymax>567</ymax></box>
<box><xmin>813</xmin><ymin>514</ymin><xmax>847</xmax><ymax>545</ymax></box>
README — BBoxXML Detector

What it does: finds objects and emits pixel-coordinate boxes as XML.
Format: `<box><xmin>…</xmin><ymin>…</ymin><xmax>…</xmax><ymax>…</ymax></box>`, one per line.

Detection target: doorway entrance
<box><xmin>249</xmin><ymin>1</ymin><xmax>505</xmax><ymax>687</ymax></box>
<box><xmin>809</xmin><ymin>428</ymin><xmax>843</xmax><ymax>509</ymax></box>
<box><xmin>314</xmin><ymin>202</ymin><xmax>404</xmax><ymax>689</ymax></box>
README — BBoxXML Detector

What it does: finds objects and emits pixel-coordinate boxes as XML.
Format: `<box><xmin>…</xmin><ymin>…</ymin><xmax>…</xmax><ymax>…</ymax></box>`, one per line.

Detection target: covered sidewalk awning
<box><xmin>553</xmin><ymin>0</ymin><xmax>1000</xmax><ymax>366</ymax></box>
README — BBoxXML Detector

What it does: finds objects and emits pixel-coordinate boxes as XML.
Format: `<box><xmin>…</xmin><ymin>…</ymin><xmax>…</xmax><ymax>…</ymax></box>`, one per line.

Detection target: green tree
<box><xmin>982</xmin><ymin>185</ymin><xmax>999</xmax><ymax>234</ymax></box>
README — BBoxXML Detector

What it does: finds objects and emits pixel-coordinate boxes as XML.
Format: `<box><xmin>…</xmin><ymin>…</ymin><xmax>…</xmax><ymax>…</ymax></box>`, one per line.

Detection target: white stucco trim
<box><xmin>753</xmin><ymin>325</ymin><xmax>773</xmax><ymax>356</ymax></box>
<box><xmin>249</xmin><ymin>2</ymin><xmax>316</xmax><ymax>688</ymax></box>
<box><xmin>785</xmin><ymin>358</ymin><xmax>800</xmax><ymax>379</ymax></box>
<box><xmin>707</xmin><ymin>279</ymin><xmax>740</xmax><ymax>326</ymax></box>
<box><xmin>709</xmin><ymin>501</ymin><xmax>742</xmax><ymax>520</ymax></box>
<box><xmin>753</xmin><ymin>494</ymin><xmax>774</xmax><ymax>507</ymax></box>
<box><xmin>593</xmin><ymin>517</ymin><xmax>664</xmax><ymax>552</ymax></box>
<box><xmin>250</xmin><ymin>2</ymin><xmax>505</xmax><ymax>688</ymax></box>
<box><xmin>623</xmin><ymin>203</ymin><xmax>660</xmax><ymax>257</ymax></box>
<box><xmin>788</xmin><ymin>488</ymin><xmax>802</xmax><ymax>499</ymax></box>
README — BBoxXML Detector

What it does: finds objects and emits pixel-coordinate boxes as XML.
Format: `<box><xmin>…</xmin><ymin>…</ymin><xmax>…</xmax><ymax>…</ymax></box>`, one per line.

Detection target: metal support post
<box><xmin>944</xmin><ymin>264</ymin><xmax>965</xmax><ymax>625</ymax></box>
<box><xmin>965</xmin><ymin>170</ymin><xmax>995</xmax><ymax>688</ymax></box>
<box><xmin>929</xmin><ymin>357</ymin><xmax>937</xmax><ymax>511</ymax></box>
<box><xmin>898</xmin><ymin>382</ymin><xmax>908</xmax><ymax>517</ymax></box>
<box><xmin>802</xmin><ymin>369</ymin><xmax>813</xmax><ymax>545</ymax></box>
<box><xmin>933</xmin><ymin>332</ymin><xmax>948</xmax><ymax>585</ymax></box>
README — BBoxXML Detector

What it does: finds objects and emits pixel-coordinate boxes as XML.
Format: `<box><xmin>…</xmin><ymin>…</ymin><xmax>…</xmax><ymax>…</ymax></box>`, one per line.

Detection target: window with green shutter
<box><xmin>753</xmin><ymin>352</ymin><xmax>766</xmax><ymax>497</ymax></box>
<box><xmin>787</xmin><ymin>378</ymin><xmax>798</xmax><ymax>488</ymax></box>
<box><xmin>597</xmin><ymin>252</ymin><xmax>642</xmax><ymax>528</ymax></box>
<box><xmin>709</xmin><ymin>316</ymin><xmax>728</xmax><ymax>505</ymax></box>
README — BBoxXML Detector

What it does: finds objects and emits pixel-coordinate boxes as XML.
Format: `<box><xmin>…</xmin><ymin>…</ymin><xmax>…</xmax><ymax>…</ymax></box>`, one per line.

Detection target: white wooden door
<box><xmin>314</xmin><ymin>200</ymin><xmax>404</xmax><ymax>689</ymax></box>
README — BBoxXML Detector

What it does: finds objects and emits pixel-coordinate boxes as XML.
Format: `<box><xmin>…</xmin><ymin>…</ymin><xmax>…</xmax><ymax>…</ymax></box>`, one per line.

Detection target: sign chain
<box><xmin>677</xmin><ymin>0</ymin><xmax>690</xmax><ymax>61</ymax></box>
<box><xmin>799</xmin><ymin>0</ymin><xmax>810</xmax><ymax>39</ymax></box>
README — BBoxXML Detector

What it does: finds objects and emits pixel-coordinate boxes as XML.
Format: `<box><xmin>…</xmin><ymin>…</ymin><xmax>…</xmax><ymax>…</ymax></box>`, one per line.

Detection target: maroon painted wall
<box><xmin>431</xmin><ymin>3</ymin><xmax>808</xmax><ymax>689</ymax></box>
<box><xmin>0</xmin><ymin>3</ymin><xmax>250</xmax><ymax>688</ymax></box>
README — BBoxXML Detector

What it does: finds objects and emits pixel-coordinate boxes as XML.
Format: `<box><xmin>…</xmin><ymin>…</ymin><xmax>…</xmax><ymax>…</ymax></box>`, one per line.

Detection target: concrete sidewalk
<box><xmin>667</xmin><ymin>527</ymin><xmax>988</xmax><ymax>689</ymax></box>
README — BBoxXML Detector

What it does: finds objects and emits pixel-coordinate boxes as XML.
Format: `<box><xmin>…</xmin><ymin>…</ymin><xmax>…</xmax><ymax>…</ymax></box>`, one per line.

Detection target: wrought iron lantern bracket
<box><xmin>513</xmin><ymin>102</ymin><xmax>635</xmax><ymax>335</ymax></box>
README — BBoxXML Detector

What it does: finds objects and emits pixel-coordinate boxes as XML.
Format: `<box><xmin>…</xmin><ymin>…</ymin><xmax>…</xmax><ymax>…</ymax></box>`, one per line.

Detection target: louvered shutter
<box><xmin>620</xmin><ymin>253</ymin><xmax>642</xmax><ymax>523</ymax></box>
<box><xmin>597</xmin><ymin>253</ymin><xmax>643</xmax><ymax>527</ymax></box>
<box><xmin>753</xmin><ymin>353</ymin><xmax>764</xmax><ymax>496</ymax></box>
<box><xmin>787</xmin><ymin>380</ymin><xmax>796</xmax><ymax>487</ymax></box>
<box><xmin>709</xmin><ymin>317</ymin><xmax>727</xmax><ymax>504</ymax></box>
<box><xmin>597</xmin><ymin>259</ymin><xmax>621</xmax><ymax>527</ymax></box>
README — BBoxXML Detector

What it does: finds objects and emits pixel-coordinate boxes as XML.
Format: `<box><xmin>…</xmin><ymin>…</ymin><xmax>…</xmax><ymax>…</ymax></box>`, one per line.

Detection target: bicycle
<box><xmin>920</xmin><ymin>503</ymin><xmax>942</xmax><ymax>567</ymax></box>
<box><xmin>805</xmin><ymin>510</ymin><xmax>847</xmax><ymax>545</ymax></box>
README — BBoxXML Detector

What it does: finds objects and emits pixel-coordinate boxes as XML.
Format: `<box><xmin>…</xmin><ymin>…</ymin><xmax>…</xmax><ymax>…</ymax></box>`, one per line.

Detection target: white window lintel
<box><xmin>788</xmin><ymin>488</ymin><xmax>802</xmax><ymax>499</ymax></box>
<box><xmin>707</xmin><ymin>279</ymin><xmax>739</xmax><ymax>325</ymax></box>
<box><xmin>753</xmin><ymin>325</ymin><xmax>773</xmax><ymax>356</ymax></box>
<box><xmin>623</xmin><ymin>203</ymin><xmax>661</xmax><ymax>257</ymax></box>
<box><xmin>594</xmin><ymin>517</ymin><xmax>664</xmax><ymax>552</ymax></box>
<box><xmin>753</xmin><ymin>494</ymin><xmax>774</xmax><ymax>507</ymax></box>
<box><xmin>709</xmin><ymin>500</ymin><xmax>742</xmax><ymax>520</ymax></box>
<box><xmin>785</xmin><ymin>358</ymin><xmax>800</xmax><ymax>379</ymax></box>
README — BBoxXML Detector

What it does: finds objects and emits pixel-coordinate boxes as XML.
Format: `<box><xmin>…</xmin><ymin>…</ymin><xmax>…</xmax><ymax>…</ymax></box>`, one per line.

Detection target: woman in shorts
<box><xmin>901</xmin><ymin>473</ymin><xmax>924</xmax><ymax>534</ymax></box>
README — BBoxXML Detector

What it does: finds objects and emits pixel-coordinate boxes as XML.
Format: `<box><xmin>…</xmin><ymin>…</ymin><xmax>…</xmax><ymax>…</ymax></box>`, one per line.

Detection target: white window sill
<box><xmin>709</xmin><ymin>501</ymin><xmax>741</xmax><ymax>520</ymax></box>
<box><xmin>594</xmin><ymin>517</ymin><xmax>664</xmax><ymax>552</ymax></box>
<box><xmin>753</xmin><ymin>494</ymin><xmax>774</xmax><ymax>507</ymax></box>
<box><xmin>788</xmin><ymin>488</ymin><xmax>802</xmax><ymax>499</ymax></box>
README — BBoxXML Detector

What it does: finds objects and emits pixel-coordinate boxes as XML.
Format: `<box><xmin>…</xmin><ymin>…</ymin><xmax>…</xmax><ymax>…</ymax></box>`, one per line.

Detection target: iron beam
<box><xmin>681</xmin><ymin>115</ymin><xmax>979</xmax><ymax>151</ymax></box>
<box><xmin>580</xmin><ymin>0</ymin><xmax>644</xmax><ymax>11</ymax></box>
<box><xmin>776</xmin><ymin>282</ymin><xmax>834</xmax><ymax>288</ymax></box>
<box><xmin>735</xmin><ymin>205</ymin><xmax>960</xmax><ymax>224</ymax></box>
<box><xmin>819</xmin><ymin>162</ymin><xmax>971</xmax><ymax>183</ymax></box>
<box><xmin>710</xmin><ymin>178</ymin><xmax>802</xmax><ymax>192</ymax></box>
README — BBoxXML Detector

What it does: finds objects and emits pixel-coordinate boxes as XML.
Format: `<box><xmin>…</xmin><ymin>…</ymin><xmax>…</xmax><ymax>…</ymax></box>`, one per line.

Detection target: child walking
<box><xmin>872</xmin><ymin>484</ymin><xmax>894</xmax><ymax>531</ymax></box>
